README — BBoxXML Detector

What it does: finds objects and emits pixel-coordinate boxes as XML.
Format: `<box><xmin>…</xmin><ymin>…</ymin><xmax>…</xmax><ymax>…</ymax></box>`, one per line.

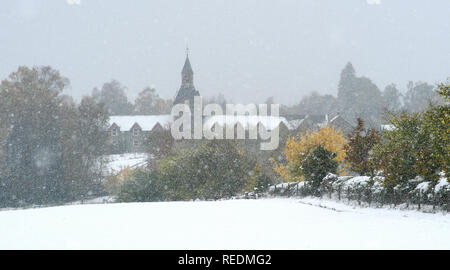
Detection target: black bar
<box><xmin>0</xmin><ymin>250</ymin><xmax>448</xmax><ymax>269</ymax></box>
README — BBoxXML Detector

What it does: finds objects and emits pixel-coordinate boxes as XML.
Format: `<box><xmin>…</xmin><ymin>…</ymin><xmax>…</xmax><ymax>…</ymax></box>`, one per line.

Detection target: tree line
<box><xmin>113</xmin><ymin>80</ymin><xmax>448</xmax><ymax>208</ymax></box>
<box><xmin>0</xmin><ymin>64</ymin><xmax>447</xmax><ymax>208</ymax></box>
<box><xmin>91</xmin><ymin>80</ymin><xmax>172</xmax><ymax>115</ymax></box>
<box><xmin>281</xmin><ymin>62</ymin><xmax>443</xmax><ymax>129</ymax></box>
<box><xmin>272</xmin><ymin>81</ymin><xmax>449</xmax><ymax>209</ymax></box>
<box><xmin>0</xmin><ymin>66</ymin><xmax>109</xmax><ymax>206</ymax></box>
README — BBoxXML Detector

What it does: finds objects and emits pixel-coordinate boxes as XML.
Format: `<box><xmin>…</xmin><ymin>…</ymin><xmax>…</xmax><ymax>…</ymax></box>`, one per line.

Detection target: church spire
<box><xmin>181</xmin><ymin>51</ymin><xmax>194</xmax><ymax>86</ymax></box>
<box><xmin>173</xmin><ymin>49</ymin><xmax>199</xmax><ymax>105</ymax></box>
<box><xmin>182</xmin><ymin>54</ymin><xmax>193</xmax><ymax>76</ymax></box>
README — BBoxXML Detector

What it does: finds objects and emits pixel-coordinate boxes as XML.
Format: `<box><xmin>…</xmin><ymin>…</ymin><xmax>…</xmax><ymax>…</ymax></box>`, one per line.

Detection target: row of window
<box><xmin>111</xmin><ymin>127</ymin><xmax>140</xmax><ymax>137</ymax></box>
<box><xmin>110</xmin><ymin>127</ymin><xmax>140</xmax><ymax>147</ymax></box>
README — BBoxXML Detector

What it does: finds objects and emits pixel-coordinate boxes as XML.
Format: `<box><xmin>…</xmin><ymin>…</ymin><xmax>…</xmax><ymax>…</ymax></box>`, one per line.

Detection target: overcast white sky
<box><xmin>1</xmin><ymin>0</ymin><xmax>449</xmax><ymax>104</ymax></box>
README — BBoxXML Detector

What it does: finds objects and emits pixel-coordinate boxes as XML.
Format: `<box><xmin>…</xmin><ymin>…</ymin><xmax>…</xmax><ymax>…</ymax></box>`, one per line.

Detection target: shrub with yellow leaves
<box><xmin>272</xmin><ymin>126</ymin><xmax>347</xmax><ymax>182</ymax></box>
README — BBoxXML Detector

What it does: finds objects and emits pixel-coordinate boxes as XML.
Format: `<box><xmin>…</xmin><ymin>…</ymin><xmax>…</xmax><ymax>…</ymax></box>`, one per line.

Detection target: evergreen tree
<box><xmin>422</xmin><ymin>81</ymin><xmax>450</xmax><ymax>178</ymax></box>
<box><xmin>253</xmin><ymin>172</ymin><xmax>272</xmax><ymax>193</ymax></box>
<box><xmin>373</xmin><ymin>112</ymin><xmax>438</xmax><ymax>188</ymax></box>
<box><xmin>344</xmin><ymin>118</ymin><xmax>381</xmax><ymax>176</ymax></box>
<box><xmin>337</xmin><ymin>62</ymin><xmax>356</xmax><ymax>102</ymax></box>
<box><xmin>245</xmin><ymin>164</ymin><xmax>273</xmax><ymax>193</ymax></box>
<box><xmin>337</xmin><ymin>62</ymin><xmax>384</xmax><ymax>128</ymax></box>
<box><xmin>302</xmin><ymin>145</ymin><xmax>338</xmax><ymax>195</ymax></box>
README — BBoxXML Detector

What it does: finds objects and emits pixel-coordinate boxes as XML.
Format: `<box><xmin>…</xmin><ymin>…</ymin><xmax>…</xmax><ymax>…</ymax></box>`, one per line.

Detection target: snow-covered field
<box><xmin>104</xmin><ymin>153</ymin><xmax>148</xmax><ymax>174</ymax></box>
<box><xmin>0</xmin><ymin>198</ymin><xmax>448</xmax><ymax>249</ymax></box>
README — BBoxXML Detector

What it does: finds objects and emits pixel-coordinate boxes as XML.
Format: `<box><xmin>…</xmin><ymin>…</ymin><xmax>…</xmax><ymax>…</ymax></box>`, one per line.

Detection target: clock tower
<box><xmin>173</xmin><ymin>50</ymin><xmax>200</xmax><ymax>106</ymax></box>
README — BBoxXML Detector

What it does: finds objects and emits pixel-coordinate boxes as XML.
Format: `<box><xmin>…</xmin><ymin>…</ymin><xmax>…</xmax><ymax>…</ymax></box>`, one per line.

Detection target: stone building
<box><xmin>107</xmin><ymin>52</ymin><xmax>198</xmax><ymax>154</ymax></box>
<box><xmin>108</xmin><ymin>115</ymin><xmax>172</xmax><ymax>153</ymax></box>
<box><xmin>106</xmin><ymin>53</ymin><xmax>354</xmax><ymax>153</ymax></box>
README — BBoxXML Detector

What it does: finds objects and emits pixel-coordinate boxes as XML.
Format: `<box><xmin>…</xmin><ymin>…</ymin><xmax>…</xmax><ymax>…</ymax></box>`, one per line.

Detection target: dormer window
<box><xmin>111</xmin><ymin>128</ymin><xmax>117</xmax><ymax>136</ymax></box>
<box><xmin>133</xmin><ymin>127</ymin><xmax>139</xmax><ymax>136</ymax></box>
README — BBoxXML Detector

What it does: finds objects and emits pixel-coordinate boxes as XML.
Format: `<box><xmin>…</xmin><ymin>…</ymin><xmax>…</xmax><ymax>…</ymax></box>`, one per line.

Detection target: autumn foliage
<box><xmin>273</xmin><ymin>126</ymin><xmax>347</xmax><ymax>182</ymax></box>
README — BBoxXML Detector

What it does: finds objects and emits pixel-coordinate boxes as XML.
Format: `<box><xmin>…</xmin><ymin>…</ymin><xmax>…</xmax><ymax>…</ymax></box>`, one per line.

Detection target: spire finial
<box><xmin>186</xmin><ymin>44</ymin><xmax>189</xmax><ymax>57</ymax></box>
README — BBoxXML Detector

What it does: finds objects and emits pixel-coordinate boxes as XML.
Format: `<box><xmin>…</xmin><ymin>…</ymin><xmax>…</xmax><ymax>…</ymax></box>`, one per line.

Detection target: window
<box><xmin>111</xmin><ymin>128</ymin><xmax>117</xmax><ymax>136</ymax></box>
<box><xmin>133</xmin><ymin>128</ymin><xmax>139</xmax><ymax>136</ymax></box>
<box><xmin>133</xmin><ymin>139</ymin><xmax>139</xmax><ymax>147</ymax></box>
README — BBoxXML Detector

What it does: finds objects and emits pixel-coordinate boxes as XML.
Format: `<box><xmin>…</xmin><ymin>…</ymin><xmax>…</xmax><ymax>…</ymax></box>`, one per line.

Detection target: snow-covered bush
<box><xmin>320</xmin><ymin>173</ymin><xmax>338</xmax><ymax>195</ymax></box>
<box><xmin>268</xmin><ymin>182</ymin><xmax>299</xmax><ymax>196</ymax></box>
<box><xmin>264</xmin><ymin>172</ymin><xmax>449</xmax><ymax>211</ymax></box>
<box><xmin>433</xmin><ymin>174</ymin><xmax>450</xmax><ymax>210</ymax></box>
<box><xmin>414</xmin><ymin>180</ymin><xmax>430</xmax><ymax>196</ymax></box>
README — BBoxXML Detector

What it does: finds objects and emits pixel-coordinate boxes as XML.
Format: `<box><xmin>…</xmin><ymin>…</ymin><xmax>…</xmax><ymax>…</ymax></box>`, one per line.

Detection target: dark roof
<box><xmin>182</xmin><ymin>56</ymin><xmax>193</xmax><ymax>75</ymax></box>
<box><xmin>173</xmin><ymin>85</ymin><xmax>200</xmax><ymax>105</ymax></box>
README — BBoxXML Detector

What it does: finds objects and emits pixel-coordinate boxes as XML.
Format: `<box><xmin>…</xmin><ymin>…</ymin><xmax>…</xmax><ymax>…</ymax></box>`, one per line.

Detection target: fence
<box><xmin>262</xmin><ymin>174</ymin><xmax>450</xmax><ymax>212</ymax></box>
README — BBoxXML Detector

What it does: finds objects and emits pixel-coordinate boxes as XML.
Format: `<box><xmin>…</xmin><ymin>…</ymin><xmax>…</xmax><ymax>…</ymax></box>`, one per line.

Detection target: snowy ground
<box><xmin>0</xmin><ymin>198</ymin><xmax>448</xmax><ymax>249</ymax></box>
<box><xmin>103</xmin><ymin>153</ymin><xmax>148</xmax><ymax>174</ymax></box>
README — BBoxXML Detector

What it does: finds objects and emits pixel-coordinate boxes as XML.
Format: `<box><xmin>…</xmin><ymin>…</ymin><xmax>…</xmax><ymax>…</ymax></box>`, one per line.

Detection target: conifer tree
<box><xmin>344</xmin><ymin>118</ymin><xmax>381</xmax><ymax>176</ymax></box>
<box><xmin>422</xmin><ymin>81</ymin><xmax>449</xmax><ymax>179</ymax></box>
<box><xmin>302</xmin><ymin>145</ymin><xmax>338</xmax><ymax>195</ymax></box>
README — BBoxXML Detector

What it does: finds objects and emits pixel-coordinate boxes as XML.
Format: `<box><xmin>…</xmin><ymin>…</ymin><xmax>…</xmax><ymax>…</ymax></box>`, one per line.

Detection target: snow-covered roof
<box><xmin>203</xmin><ymin>115</ymin><xmax>292</xmax><ymax>130</ymax></box>
<box><xmin>329</xmin><ymin>115</ymin><xmax>340</xmax><ymax>123</ymax></box>
<box><xmin>109</xmin><ymin>115</ymin><xmax>172</xmax><ymax>131</ymax></box>
<box><xmin>288</xmin><ymin>119</ymin><xmax>305</xmax><ymax>129</ymax></box>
